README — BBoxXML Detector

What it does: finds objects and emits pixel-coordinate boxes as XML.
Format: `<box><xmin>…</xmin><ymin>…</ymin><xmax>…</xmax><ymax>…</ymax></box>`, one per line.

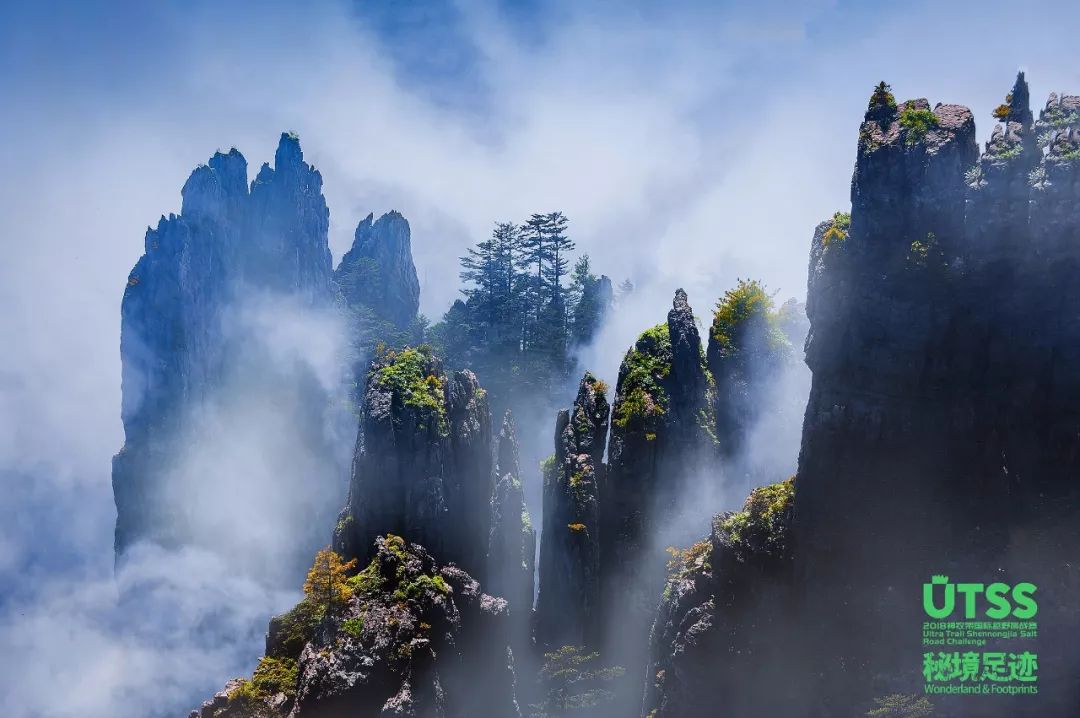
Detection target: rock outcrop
<box><xmin>706</xmin><ymin>281</ymin><xmax>801</xmax><ymax>462</ymax></box>
<box><xmin>645</xmin><ymin>76</ymin><xmax>1080</xmax><ymax>717</ymax></box>
<box><xmin>336</xmin><ymin>211</ymin><xmax>421</xmax><ymax>330</ymax></box>
<box><xmin>642</xmin><ymin>478</ymin><xmax>796</xmax><ymax>718</ymax></box>
<box><xmin>113</xmin><ymin>133</ymin><xmax>340</xmax><ymax>566</ymax></box>
<box><xmin>796</xmin><ymin>75</ymin><xmax>1080</xmax><ymax>714</ymax></box>
<box><xmin>334</xmin><ymin>210</ymin><xmax>422</xmax><ymax>376</ymax></box>
<box><xmin>333</xmin><ymin>346</ymin><xmax>494</xmax><ymax>577</ymax></box>
<box><xmin>486</xmin><ymin>412</ymin><xmax>536</xmax><ymax>641</ymax></box>
<box><xmin>531</xmin><ymin>286</ymin><xmax>803</xmax><ymax>712</ymax></box>
<box><xmin>535</xmin><ymin>372</ymin><xmax>609</xmax><ymax>649</ymax></box>
<box><xmin>603</xmin><ymin>290</ymin><xmax>713</xmax><ymax>590</ymax></box>
<box><xmin>191</xmin><ymin>535</ymin><xmax>520</xmax><ymax>718</ymax></box>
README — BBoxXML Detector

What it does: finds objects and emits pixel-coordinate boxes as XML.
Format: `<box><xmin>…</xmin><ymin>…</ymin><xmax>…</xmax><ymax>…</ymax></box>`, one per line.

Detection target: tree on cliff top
<box><xmin>304</xmin><ymin>547</ymin><xmax>357</xmax><ymax>617</ymax></box>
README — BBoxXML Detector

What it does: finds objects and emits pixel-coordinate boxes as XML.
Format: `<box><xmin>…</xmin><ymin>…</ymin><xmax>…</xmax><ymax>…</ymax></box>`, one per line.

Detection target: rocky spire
<box><xmin>534</xmin><ymin>372</ymin><xmax>609</xmax><ymax>649</ymax></box>
<box><xmin>487</xmin><ymin>411</ymin><xmax>536</xmax><ymax>622</ymax></box>
<box><xmin>113</xmin><ymin>134</ymin><xmax>337</xmax><ymax>564</ymax></box>
<box><xmin>335</xmin><ymin>210</ymin><xmax>421</xmax><ymax>329</ymax></box>
<box><xmin>666</xmin><ymin>289</ymin><xmax>708</xmax><ymax>420</ymax></box>
<box><xmin>706</xmin><ymin>281</ymin><xmax>802</xmax><ymax>461</ymax></box>
<box><xmin>333</xmin><ymin>346</ymin><xmax>494</xmax><ymax>576</ymax></box>
<box><xmin>603</xmin><ymin>289</ymin><xmax>712</xmax><ymax>583</ymax></box>
<box><xmin>245</xmin><ymin>133</ymin><xmax>333</xmax><ymax>302</ymax></box>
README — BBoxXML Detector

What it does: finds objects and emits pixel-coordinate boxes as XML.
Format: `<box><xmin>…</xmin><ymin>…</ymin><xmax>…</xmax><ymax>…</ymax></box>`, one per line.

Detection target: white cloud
<box><xmin>2</xmin><ymin>0</ymin><xmax>1080</xmax><ymax>714</ymax></box>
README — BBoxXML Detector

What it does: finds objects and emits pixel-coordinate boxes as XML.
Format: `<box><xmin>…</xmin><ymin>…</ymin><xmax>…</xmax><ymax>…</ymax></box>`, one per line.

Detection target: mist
<box><xmin>3</xmin><ymin>0</ymin><xmax>1080</xmax><ymax>715</ymax></box>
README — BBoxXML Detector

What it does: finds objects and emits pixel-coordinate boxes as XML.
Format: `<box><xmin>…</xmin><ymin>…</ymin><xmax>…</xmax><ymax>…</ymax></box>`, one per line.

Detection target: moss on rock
<box><xmin>372</xmin><ymin>345</ymin><xmax>448</xmax><ymax>434</ymax></box>
<box><xmin>613</xmin><ymin>323</ymin><xmax>672</xmax><ymax>430</ymax></box>
<box><xmin>718</xmin><ymin>476</ymin><xmax>795</xmax><ymax>560</ymax></box>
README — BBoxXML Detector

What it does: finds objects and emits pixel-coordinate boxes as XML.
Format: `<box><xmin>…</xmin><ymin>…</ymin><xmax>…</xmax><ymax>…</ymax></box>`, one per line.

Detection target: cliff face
<box><xmin>643</xmin><ymin>75</ymin><xmax>1080</xmax><ymax>717</ymax></box>
<box><xmin>113</xmin><ymin>133</ymin><xmax>339</xmax><ymax>563</ymax></box>
<box><xmin>191</xmin><ymin>535</ymin><xmax>520</xmax><ymax>718</ymax></box>
<box><xmin>798</xmin><ymin>75</ymin><xmax>1080</xmax><ymax>712</ymax></box>
<box><xmin>534</xmin><ymin>372</ymin><xmax>609</xmax><ymax>649</ymax></box>
<box><xmin>642</xmin><ymin>478</ymin><xmax>796</xmax><ymax>718</ymax></box>
<box><xmin>333</xmin><ymin>346</ymin><xmax>494</xmax><ymax>578</ymax></box>
<box><xmin>486</xmin><ymin>412</ymin><xmax>536</xmax><ymax>646</ymax></box>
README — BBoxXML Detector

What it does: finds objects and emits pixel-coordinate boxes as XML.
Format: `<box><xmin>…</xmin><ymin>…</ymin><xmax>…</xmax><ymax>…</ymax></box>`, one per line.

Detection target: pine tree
<box><xmin>568</xmin><ymin>254</ymin><xmax>607</xmax><ymax>346</ymax></box>
<box><xmin>541</xmin><ymin>211</ymin><xmax>574</xmax><ymax>306</ymax></box>
<box><xmin>304</xmin><ymin>547</ymin><xmax>357</xmax><ymax>618</ymax></box>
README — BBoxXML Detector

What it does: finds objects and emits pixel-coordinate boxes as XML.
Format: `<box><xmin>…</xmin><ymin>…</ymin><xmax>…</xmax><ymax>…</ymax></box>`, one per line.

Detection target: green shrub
<box><xmin>992</xmin><ymin>144</ymin><xmax>1022</xmax><ymax>160</ymax></box>
<box><xmin>822</xmin><ymin>211</ymin><xmax>850</xmax><ymax>248</ymax></box>
<box><xmin>373</xmin><ymin>346</ymin><xmax>448</xmax><ymax>434</ymax></box>
<box><xmin>719</xmin><ymin>476</ymin><xmax>795</xmax><ymax>559</ymax></box>
<box><xmin>869</xmin><ymin>81</ymin><xmax>897</xmax><ymax>111</ymax></box>
<box><xmin>612</xmin><ymin>324</ymin><xmax>671</xmax><ymax>430</ymax></box>
<box><xmin>347</xmin><ymin>559</ymin><xmax>385</xmax><ymax>596</ymax></box>
<box><xmin>1043</xmin><ymin>104</ymin><xmax>1080</xmax><ymax>128</ymax></box>
<box><xmin>269</xmin><ymin>598</ymin><xmax>321</xmax><ymax>660</ymax></box>
<box><xmin>710</xmin><ymin>280</ymin><xmax>790</xmax><ymax>366</ymax></box>
<box><xmin>341</xmin><ymin>616</ymin><xmax>365</xmax><ymax>639</ymax></box>
<box><xmin>665</xmin><ymin>539</ymin><xmax>712</xmax><ymax>580</ymax></box>
<box><xmin>251</xmin><ymin>656</ymin><xmax>298</xmax><ymax>698</ymax></box>
<box><xmin>227</xmin><ymin>656</ymin><xmax>300</xmax><ymax>714</ymax></box>
<box><xmin>394</xmin><ymin>573</ymin><xmax>451</xmax><ymax>602</ymax></box>
<box><xmin>899</xmin><ymin>106</ymin><xmax>939</xmax><ymax>145</ymax></box>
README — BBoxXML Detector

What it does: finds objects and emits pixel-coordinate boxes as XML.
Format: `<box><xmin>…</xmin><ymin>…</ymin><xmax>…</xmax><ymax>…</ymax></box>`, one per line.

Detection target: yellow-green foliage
<box><xmin>899</xmin><ymin>106</ymin><xmax>940</xmax><ymax>145</ymax></box>
<box><xmin>304</xmin><ymin>548</ymin><xmax>357</xmax><ymax>615</ymax></box>
<box><xmin>251</xmin><ymin>656</ymin><xmax>298</xmax><ymax>698</ymax></box>
<box><xmin>710</xmin><ymin>279</ymin><xmax>789</xmax><ymax>361</ymax></box>
<box><xmin>665</xmin><ymin>539</ymin><xmax>712</xmax><ymax>580</ymax></box>
<box><xmin>908</xmin><ymin>232</ymin><xmax>940</xmax><ymax>268</ymax></box>
<box><xmin>384</xmin><ymin>533</ymin><xmax>408</xmax><ymax>559</ymax></box>
<box><xmin>227</xmin><ymin>656</ymin><xmax>299</xmax><ymax>712</ymax></box>
<box><xmin>394</xmin><ymin>573</ymin><xmax>450</xmax><ymax>602</ymax></box>
<box><xmin>720</xmin><ymin>476</ymin><xmax>795</xmax><ymax>558</ymax></box>
<box><xmin>993</xmin><ymin>93</ymin><xmax>1013</xmax><ymax>121</ymax></box>
<box><xmin>347</xmin><ymin>559</ymin><xmax>386</xmax><ymax>597</ymax></box>
<box><xmin>821</xmin><ymin>211</ymin><xmax>851</xmax><ymax>248</ymax></box>
<box><xmin>226</xmin><ymin>679</ymin><xmax>264</xmax><ymax>714</ymax></box>
<box><xmin>373</xmin><ymin>346</ymin><xmax>448</xmax><ymax>434</ymax></box>
<box><xmin>540</xmin><ymin>454</ymin><xmax>558</xmax><ymax>487</ymax></box>
<box><xmin>613</xmin><ymin>324</ymin><xmax>671</xmax><ymax>430</ymax></box>
<box><xmin>341</xmin><ymin>616</ymin><xmax>365</xmax><ymax>639</ymax></box>
<box><xmin>270</xmin><ymin>598</ymin><xmax>322</xmax><ymax>660</ymax></box>
<box><xmin>537</xmin><ymin>646</ymin><xmax>626</xmax><ymax>713</ymax></box>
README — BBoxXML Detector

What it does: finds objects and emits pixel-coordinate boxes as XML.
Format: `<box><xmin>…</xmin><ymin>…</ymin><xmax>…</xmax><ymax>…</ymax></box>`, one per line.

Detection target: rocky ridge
<box><xmin>190</xmin><ymin>535</ymin><xmax>519</xmax><ymax>718</ymax></box>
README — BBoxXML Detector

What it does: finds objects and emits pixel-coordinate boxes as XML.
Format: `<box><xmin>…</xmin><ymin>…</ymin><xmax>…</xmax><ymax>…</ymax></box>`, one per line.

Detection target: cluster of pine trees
<box><xmin>429</xmin><ymin>212</ymin><xmax>612</xmax><ymax>406</ymax></box>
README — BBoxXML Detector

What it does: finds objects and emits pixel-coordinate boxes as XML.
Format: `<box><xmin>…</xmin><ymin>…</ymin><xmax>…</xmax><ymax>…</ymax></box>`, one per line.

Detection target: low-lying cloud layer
<box><xmin>2</xmin><ymin>0</ymin><xmax>1079</xmax><ymax>715</ymax></box>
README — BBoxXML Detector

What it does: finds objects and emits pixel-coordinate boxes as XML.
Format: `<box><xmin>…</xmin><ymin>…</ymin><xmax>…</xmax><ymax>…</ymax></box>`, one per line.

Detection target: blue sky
<box><xmin>1</xmin><ymin>1</ymin><xmax>1079</xmax><ymax>715</ymax></box>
